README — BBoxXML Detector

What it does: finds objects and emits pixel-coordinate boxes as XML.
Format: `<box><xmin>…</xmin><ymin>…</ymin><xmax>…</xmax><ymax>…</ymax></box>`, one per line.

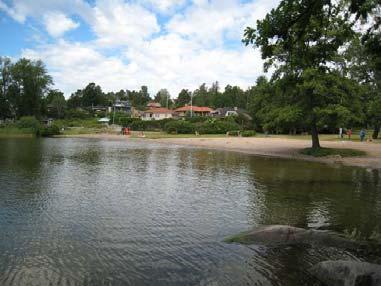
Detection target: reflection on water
<box><xmin>0</xmin><ymin>138</ymin><xmax>380</xmax><ymax>285</ymax></box>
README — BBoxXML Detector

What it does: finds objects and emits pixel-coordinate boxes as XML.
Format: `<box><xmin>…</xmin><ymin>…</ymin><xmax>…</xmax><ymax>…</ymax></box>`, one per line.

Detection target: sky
<box><xmin>0</xmin><ymin>0</ymin><xmax>279</xmax><ymax>98</ymax></box>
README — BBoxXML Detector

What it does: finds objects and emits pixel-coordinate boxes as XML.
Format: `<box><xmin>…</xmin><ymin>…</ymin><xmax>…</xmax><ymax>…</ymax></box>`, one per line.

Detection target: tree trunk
<box><xmin>372</xmin><ymin>124</ymin><xmax>380</xmax><ymax>139</ymax></box>
<box><xmin>311</xmin><ymin>121</ymin><xmax>320</xmax><ymax>149</ymax></box>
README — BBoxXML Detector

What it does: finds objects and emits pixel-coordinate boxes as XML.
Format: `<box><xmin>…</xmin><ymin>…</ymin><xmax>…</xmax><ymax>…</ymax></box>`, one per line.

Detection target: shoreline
<box><xmin>53</xmin><ymin>133</ymin><xmax>381</xmax><ymax>170</ymax></box>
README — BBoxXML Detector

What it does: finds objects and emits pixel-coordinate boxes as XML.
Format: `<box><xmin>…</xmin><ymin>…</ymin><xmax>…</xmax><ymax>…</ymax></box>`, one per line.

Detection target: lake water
<box><xmin>0</xmin><ymin>138</ymin><xmax>380</xmax><ymax>285</ymax></box>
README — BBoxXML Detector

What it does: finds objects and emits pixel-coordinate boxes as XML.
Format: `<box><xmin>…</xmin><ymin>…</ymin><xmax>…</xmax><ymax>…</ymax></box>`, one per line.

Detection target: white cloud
<box><xmin>91</xmin><ymin>0</ymin><xmax>160</xmax><ymax>47</ymax></box>
<box><xmin>21</xmin><ymin>35</ymin><xmax>263</xmax><ymax>98</ymax></box>
<box><xmin>140</xmin><ymin>0</ymin><xmax>186</xmax><ymax>12</ymax></box>
<box><xmin>167</xmin><ymin>0</ymin><xmax>279</xmax><ymax>46</ymax></box>
<box><xmin>44</xmin><ymin>12</ymin><xmax>79</xmax><ymax>37</ymax></box>
<box><xmin>0</xmin><ymin>0</ymin><xmax>92</xmax><ymax>23</ymax></box>
<box><xmin>11</xmin><ymin>0</ymin><xmax>280</xmax><ymax>98</ymax></box>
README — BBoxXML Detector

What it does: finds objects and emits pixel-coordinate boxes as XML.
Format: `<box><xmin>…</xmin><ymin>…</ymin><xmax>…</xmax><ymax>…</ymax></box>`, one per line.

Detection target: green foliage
<box><xmin>130</xmin><ymin>119</ymin><xmax>174</xmax><ymax>131</ymax></box>
<box><xmin>241</xmin><ymin>130</ymin><xmax>256</xmax><ymax>137</ymax></box>
<box><xmin>164</xmin><ymin>120</ymin><xmax>194</xmax><ymax>134</ymax></box>
<box><xmin>195</xmin><ymin>118</ymin><xmax>241</xmax><ymax>134</ymax></box>
<box><xmin>55</xmin><ymin>118</ymin><xmax>101</xmax><ymax>129</ymax></box>
<box><xmin>119</xmin><ymin>117</ymin><xmax>139</xmax><ymax>127</ymax></box>
<box><xmin>65</xmin><ymin>109</ymin><xmax>91</xmax><ymax>119</ymax></box>
<box><xmin>227</xmin><ymin>130</ymin><xmax>240</xmax><ymax>136</ymax></box>
<box><xmin>154</xmin><ymin>89</ymin><xmax>173</xmax><ymax>108</ymax></box>
<box><xmin>176</xmin><ymin>89</ymin><xmax>191</xmax><ymax>107</ymax></box>
<box><xmin>300</xmin><ymin>147</ymin><xmax>366</xmax><ymax>157</ymax></box>
<box><xmin>46</xmin><ymin>90</ymin><xmax>66</xmax><ymax>118</ymax></box>
<box><xmin>186</xmin><ymin>116</ymin><xmax>209</xmax><ymax>123</ymax></box>
<box><xmin>17</xmin><ymin>116</ymin><xmax>41</xmax><ymax>132</ymax></box>
<box><xmin>40</xmin><ymin>124</ymin><xmax>61</xmax><ymax>137</ymax></box>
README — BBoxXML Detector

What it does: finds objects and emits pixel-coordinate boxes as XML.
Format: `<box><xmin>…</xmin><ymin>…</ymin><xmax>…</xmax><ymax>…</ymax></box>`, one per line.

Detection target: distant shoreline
<box><xmin>53</xmin><ymin>133</ymin><xmax>381</xmax><ymax>170</ymax></box>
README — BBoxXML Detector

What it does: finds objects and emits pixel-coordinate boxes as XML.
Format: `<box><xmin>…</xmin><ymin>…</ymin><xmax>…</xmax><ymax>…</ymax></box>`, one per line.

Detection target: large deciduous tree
<box><xmin>10</xmin><ymin>58</ymin><xmax>52</xmax><ymax>118</ymax></box>
<box><xmin>243</xmin><ymin>0</ymin><xmax>355</xmax><ymax>149</ymax></box>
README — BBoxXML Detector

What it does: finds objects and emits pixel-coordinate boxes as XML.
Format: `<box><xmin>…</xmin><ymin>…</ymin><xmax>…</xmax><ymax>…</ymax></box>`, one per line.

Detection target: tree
<box><xmin>10</xmin><ymin>58</ymin><xmax>52</xmax><ymax>118</ymax></box>
<box><xmin>82</xmin><ymin>83</ymin><xmax>106</xmax><ymax>107</ymax></box>
<box><xmin>176</xmin><ymin>89</ymin><xmax>191</xmax><ymax>107</ymax></box>
<box><xmin>154</xmin><ymin>89</ymin><xmax>172</xmax><ymax>108</ymax></box>
<box><xmin>46</xmin><ymin>90</ymin><xmax>66</xmax><ymax>118</ymax></box>
<box><xmin>192</xmin><ymin>83</ymin><xmax>209</xmax><ymax>106</ymax></box>
<box><xmin>243</xmin><ymin>0</ymin><xmax>354</xmax><ymax>149</ymax></box>
<box><xmin>0</xmin><ymin>57</ymin><xmax>13</xmax><ymax>119</ymax></box>
<box><xmin>343</xmin><ymin>33</ymin><xmax>381</xmax><ymax>138</ymax></box>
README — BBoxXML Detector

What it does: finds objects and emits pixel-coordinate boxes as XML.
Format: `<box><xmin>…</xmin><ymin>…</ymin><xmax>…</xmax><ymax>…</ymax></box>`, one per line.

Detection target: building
<box><xmin>147</xmin><ymin>102</ymin><xmax>161</xmax><ymax>109</ymax></box>
<box><xmin>113</xmin><ymin>100</ymin><xmax>131</xmax><ymax>113</ymax></box>
<box><xmin>211</xmin><ymin>107</ymin><xmax>252</xmax><ymax>120</ymax></box>
<box><xmin>174</xmin><ymin>105</ymin><xmax>213</xmax><ymax>117</ymax></box>
<box><xmin>142</xmin><ymin>108</ymin><xmax>173</xmax><ymax>121</ymax></box>
<box><xmin>92</xmin><ymin>105</ymin><xmax>110</xmax><ymax>113</ymax></box>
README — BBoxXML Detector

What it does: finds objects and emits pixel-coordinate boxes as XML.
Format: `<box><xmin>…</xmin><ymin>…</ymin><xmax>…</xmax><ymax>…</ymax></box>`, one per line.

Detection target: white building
<box><xmin>142</xmin><ymin>108</ymin><xmax>173</xmax><ymax>121</ymax></box>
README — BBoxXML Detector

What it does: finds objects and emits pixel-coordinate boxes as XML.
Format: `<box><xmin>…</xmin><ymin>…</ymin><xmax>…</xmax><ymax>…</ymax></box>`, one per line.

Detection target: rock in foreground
<box><xmin>310</xmin><ymin>260</ymin><xmax>381</xmax><ymax>286</ymax></box>
<box><xmin>225</xmin><ymin>225</ymin><xmax>362</xmax><ymax>249</ymax></box>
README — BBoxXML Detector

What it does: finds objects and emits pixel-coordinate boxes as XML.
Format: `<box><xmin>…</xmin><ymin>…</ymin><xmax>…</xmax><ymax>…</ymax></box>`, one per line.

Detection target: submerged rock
<box><xmin>310</xmin><ymin>260</ymin><xmax>381</xmax><ymax>286</ymax></box>
<box><xmin>225</xmin><ymin>225</ymin><xmax>363</xmax><ymax>249</ymax></box>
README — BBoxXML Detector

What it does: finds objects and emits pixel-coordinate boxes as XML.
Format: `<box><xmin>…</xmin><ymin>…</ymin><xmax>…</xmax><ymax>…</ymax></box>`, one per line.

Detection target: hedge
<box><xmin>164</xmin><ymin>120</ymin><xmax>194</xmax><ymax>134</ymax></box>
<box><xmin>241</xmin><ymin>130</ymin><xmax>256</xmax><ymax>137</ymax></box>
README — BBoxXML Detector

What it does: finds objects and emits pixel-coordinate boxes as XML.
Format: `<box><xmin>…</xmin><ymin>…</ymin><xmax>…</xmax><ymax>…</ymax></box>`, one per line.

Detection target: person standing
<box><xmin>339</xmin><ymin>127</ymin><xmax>343</xmax><ymax>139</ymax></box>
<box><xmin>360</xmin><ymin>129</ymin><xmax>366</xmax><ymax>142</ymax></box>
<box><xmin>347</xmin><ymin>128</ymin><xmax>352</xmax><ymax>140</ymax></box>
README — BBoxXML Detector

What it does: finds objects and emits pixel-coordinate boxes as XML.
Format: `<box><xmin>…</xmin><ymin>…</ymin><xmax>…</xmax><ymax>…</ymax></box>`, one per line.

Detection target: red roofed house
<box><xmin>142</xmin><ymin>108</ymin><xmax>173</xmax><ymax>121</ymax></box>
<box><xmin>174</xmin><ymin>105</ymin><xmax>213</xmax><ymax>117</ymax></box>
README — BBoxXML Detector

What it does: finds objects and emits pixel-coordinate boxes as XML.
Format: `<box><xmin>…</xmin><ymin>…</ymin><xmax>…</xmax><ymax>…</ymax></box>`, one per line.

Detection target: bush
<box><xmin>65</xmin><ymin>109</ymin><xmax>91</xmax><ymax>119</ymax></box>
<box><xmin>241</xmin><ymin>130</ymin><xmax>256</xmax><ymax>137</ymax></box>
<box><xmin>196</xmin><ymin>119</ymin><xmax>240</xmax><ymax>134</ymax></box>
<box><xmin>131</xmin><ymin>118</ymin><xmax>175</xmax><ymax>131</ymax></box>
<box><xmin>227</xmin><ymin>130</ymin><xmax>240</xmax><ymax>136</ymax></box>
<box><xmin>186</xmin><ymin>116</ymin><xmax>209</xmax><ymax>123</ymax></box>
<box><xmin>40</xmin><ymin>124</ymin><xmax>61</xmax><ymax>137</ymax></box>
<box><xmin>119</xmin><ymin>117</ymin><xmax>139</xmax><ymax>127</ymax></box>
<box><xmin>17</xmin><ymin>116</ymin><xmax>40</xmax><ymax>130</ymax></box>
<box><xmin>164</xmin><ymin>120</ymin><xmax>194</xmax><ymax>134</ymax></box>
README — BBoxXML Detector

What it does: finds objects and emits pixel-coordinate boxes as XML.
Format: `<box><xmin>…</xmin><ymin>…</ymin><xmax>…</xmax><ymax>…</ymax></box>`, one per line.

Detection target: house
<box><xmin>147</xmin><ymin>102</ymin><xmax>161</xmax><ymax>109</ymax></box>
<box><xmin>113</xmin><ymin>100</ymin><xmax>131</xmax><ymax>113</ymax></box>
<box><xmin>142</xmin><ymin>108</ymin><xmax>173</xmax><ymax>121</ymax></box>
<box><xmin>174</xmin><ymin>105</ymin><xmax>213</xmax><ymax>117</ymax></box>
<box><xmin>92</xmin><ymin>105</ymin><xmax>110</xmax><ymax>113</ymax></box>
<box><xmin>211</xmin><ymin>107</ymin><xmax>252</xmax><ymax>120</ymax></box>
<box><xmin>41</xmin><ymin>118</ymin><xmax>54</xmax><ymax>126</ymax></box>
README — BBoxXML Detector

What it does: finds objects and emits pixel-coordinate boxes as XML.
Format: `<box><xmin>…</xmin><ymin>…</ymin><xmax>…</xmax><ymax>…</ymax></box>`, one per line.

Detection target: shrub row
<box><xmin>163</xmin><ymin>118</ymin><xmax>244</xmax><ymax>134</ymax></box>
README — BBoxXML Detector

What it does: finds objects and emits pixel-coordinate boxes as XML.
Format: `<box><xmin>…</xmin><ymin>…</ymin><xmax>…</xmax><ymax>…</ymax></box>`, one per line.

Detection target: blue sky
<box><xmin>0</xmin><ymin>0</ymin><xmax>278</xmax><ymax>97</ymax></box>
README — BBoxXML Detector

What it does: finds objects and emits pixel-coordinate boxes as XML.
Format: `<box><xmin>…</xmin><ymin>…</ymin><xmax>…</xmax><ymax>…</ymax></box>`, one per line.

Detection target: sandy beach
<box><xmin>59</xmin><ymin>134</ymin><xmax>381</xmax><ymax>169</ymax></box>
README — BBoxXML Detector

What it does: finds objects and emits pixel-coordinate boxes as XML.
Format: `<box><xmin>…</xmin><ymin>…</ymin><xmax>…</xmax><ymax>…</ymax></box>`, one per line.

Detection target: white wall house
<box><xmin>142</xmin><ymin>108</ymin><xmax>173</xmax><ymax>121</ymax></box>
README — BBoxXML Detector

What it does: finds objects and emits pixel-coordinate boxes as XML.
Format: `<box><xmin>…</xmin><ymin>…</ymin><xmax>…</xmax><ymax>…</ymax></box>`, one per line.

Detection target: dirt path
<box><xmin>58</xmin><ymin>134</ymin><xmax>381</xmax><ymax>169</ymax></box>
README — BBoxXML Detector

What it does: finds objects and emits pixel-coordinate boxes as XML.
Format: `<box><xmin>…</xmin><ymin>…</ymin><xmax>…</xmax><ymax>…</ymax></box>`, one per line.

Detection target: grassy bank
<box><xmin>0</xmin><ymin>127</ymin><xmax>34</xmax><ymax>138</ymax></box>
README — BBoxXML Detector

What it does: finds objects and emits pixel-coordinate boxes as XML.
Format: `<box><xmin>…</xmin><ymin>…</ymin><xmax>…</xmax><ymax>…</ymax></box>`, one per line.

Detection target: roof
<box><xmin>147</xmin><ymin>102</ymin><xmax>161</xmax><ymax>108</ymax></box>
<box><xmin>144</xmin><ymin>108</ymin><xmax>173</xmax><ymax>114</ymax></box>
<box><xmin>174</xmin><ymin>106</ymin><xmax>213</xmax><ymax>113</ymax></box>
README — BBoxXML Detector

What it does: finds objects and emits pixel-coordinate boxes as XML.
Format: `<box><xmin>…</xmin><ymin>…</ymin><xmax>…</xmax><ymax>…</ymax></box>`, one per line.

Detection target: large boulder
<box><xmin>310</xmin><ymin>260</ymin><xmax>381</xmax><ymax>286</ymax></box>
<box><xmin>225</xmin><ymin>225</ymin><xmax>363</xmax><ymax>249</ymax></box>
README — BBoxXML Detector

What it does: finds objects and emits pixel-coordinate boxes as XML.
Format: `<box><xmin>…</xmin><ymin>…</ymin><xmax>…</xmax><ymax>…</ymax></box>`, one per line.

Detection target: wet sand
<box><xmin>59</xmin><ymin>134</ymin><xmax>381</xmax><ymax>169</ymax></box>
